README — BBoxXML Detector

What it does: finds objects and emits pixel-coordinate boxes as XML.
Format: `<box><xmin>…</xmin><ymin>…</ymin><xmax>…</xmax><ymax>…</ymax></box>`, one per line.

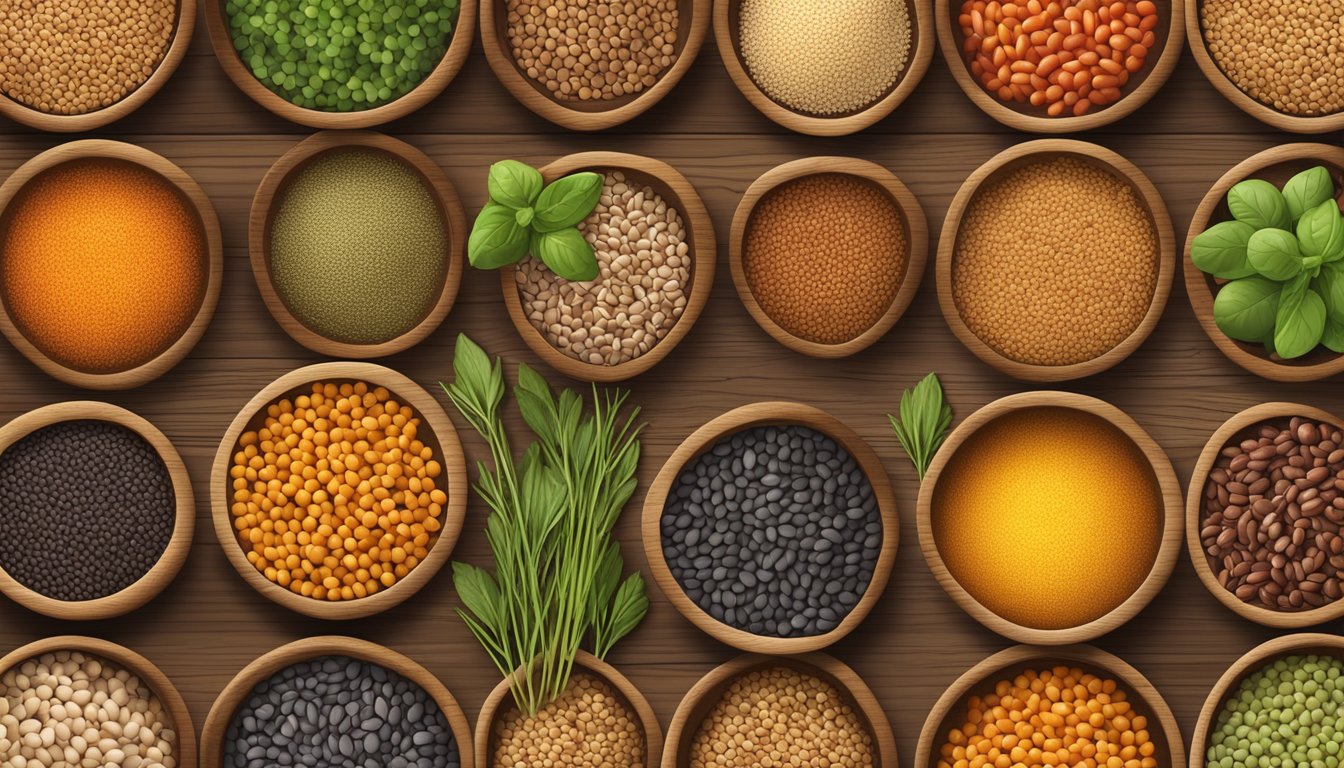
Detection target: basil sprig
<box><xmin>468</xmin><ymin>159</ymin><xmax>603</xmax><ymax>281</ymax></box>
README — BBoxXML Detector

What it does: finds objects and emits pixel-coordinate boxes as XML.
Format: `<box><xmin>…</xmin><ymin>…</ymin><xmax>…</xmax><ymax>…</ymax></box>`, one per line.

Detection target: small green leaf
<box><xmin>1284</xmin><ymin>166</ymin><xmax>1335</xmax><ymax>222</ymax></box>
<box><xmin>1315</xmin><ymin>263</ymin><xmax>1344</xmax><ymax>319</ymax></box>
<box><xmin>533</xmin><ymin>172</ymin><xmax>603</xmax><ymax>232</ymax></box>
<box><xmin>1297</xmin><ymin>199</ymin><xmax>1344</xmax><ymax>260</ymax></box>
<box><xmin>1324</xmin><ymin>319</ymin><xmax>1344</xmax><ymax>353</ymax></box>
<box><xmin>531</xmin><ymin>227</ymin><xmax>598</xmax><ymax>281</ymax></box>
<box><xmin>487</xmin><ymin>159</ymin><xmax>543</xmax><ymax>210</ymax></box>
<box><xmin>1274</xmin><ymin>275</ymin><xmax>1326</xmax><ymax>359</ymax></box>
<box><xmin>1213</xmin><ymin>276</ymin><xmax>1281</xmax><ymax>342</ymax></box>
<box><xmin>1246</xmin><ymin>228</ymin><xmax>1304</xmax><ymax>280</ymax></box>
<box><xmin>515</xmin><ymin>207</ymin><xmax>535</xmax><ymax>227</ymax></box>
<box><xmin>1192</xmin><ymin>220</ymin><xmax>1258</xmax><ymax>279</ymax></box>
<box><xmin>468</xmin><ymin>202</ymin><xmax>529</xmax><ymax>269</ymax></box>
<box><xmin>452</xmin><ymin>561</ymin><xmax>503</xmax><ymax>632</ymax></box>
<box><xmin>1228</xmin><ymin>178</ymin><xmax>1291</xmax><ymax>231</ymax></box>
<box><xmin>888</xmin><ymin>372</ymin><xmax>953</xmax><ymax>480</ymax></box>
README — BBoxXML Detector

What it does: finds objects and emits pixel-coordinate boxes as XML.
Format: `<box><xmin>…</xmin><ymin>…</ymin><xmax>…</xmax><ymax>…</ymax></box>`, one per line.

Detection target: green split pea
<box><xmin>1209</xmin><ymin>654</ymin><xmax>1344</xmax><ymax>768</ymax></box>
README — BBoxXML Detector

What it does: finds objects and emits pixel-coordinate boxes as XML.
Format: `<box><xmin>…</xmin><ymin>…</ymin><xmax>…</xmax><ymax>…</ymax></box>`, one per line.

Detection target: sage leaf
<box><xmin>1297</xmin><ymin>199</ymin><xmax>1344</xmax><ymax>260</ymax></box>
<box><xmin>1192</xmin><ymin>220</ymin><xmax>1258</xmax><ymax>279</ymax></box>
<box><xmin>1247</xmin><ymin>227</ymin><xmax>1305</xmax><ymax>280</ymax></box>
<box><xmin>533</xmin><ymin>172</ymin><xmax>603</xmax><ymax>232</ymax></box>
<box><xmin>487</xmin><ymin>159</ymin><xmax>543</xmax><ymax>210</ymax></box>
<box><xmin>468</xmin><ymin>202</ymin><xmax>530</xmax><ymax>269</ymax></box>
<box><xmin>1274</xmin><ymin>275</ymin><xmax>1326</xmax><ymax>359</ymax></box>
<box><xmin>1228</xmin><ymin>178</ymin><xmax>1291</xmax><ymax>231</ymax></box>
<box><xmin>1284</xmin><ymin>166</ymin><xmax>1335</xmax><ymax>222</ymax></box>
<box><xmin>1213</xmin><ymin>276</ymin><xmax>1281</xmax><ymax>342</ymax></box>
<box><xmin>531</xmin><ymin>227</ymin><xmax>598</xmax><ymax>281</ymax></box>
<box><xmin>1325</xmin><ymin>319</ymin><xmax>1344</xmax><ymax>353</ymax></box>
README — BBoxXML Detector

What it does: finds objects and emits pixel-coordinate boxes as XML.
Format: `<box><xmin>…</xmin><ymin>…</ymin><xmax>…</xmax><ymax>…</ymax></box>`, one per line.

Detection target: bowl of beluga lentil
<box><xmin>502</xmin><ymin>152</ymin><xmax>715</xmax><ymax>382</ymax></box>
<box><xmin>251</xmin><ymin>131</ymin><xmax>465</xmax><ymax>358</ymax></box>
<box><xmin>201</xmin><ymin>636</ymin><xmax>471</xmax><ymax>768</ymax></box>
<box><xmin>0</xmin><ymin>402</ymin><xmax>194</xmax><ymax>621</ymax></box>
<box><xmin>642</xmin><ymin>401</ymin><xmax>898</xmax><ymax>653</ymax></box>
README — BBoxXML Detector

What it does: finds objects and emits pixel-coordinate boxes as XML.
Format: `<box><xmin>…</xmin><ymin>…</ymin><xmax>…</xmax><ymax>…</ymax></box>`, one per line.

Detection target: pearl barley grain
<box><xmin>493</xmin><ymin>673</ymin><xmax>644</xmax><ymax>768</ymax></box>
<box><xmin>1202</xmin><ymin>0</ymin><xmax>1344</xmax><ymax>117</ymax></box>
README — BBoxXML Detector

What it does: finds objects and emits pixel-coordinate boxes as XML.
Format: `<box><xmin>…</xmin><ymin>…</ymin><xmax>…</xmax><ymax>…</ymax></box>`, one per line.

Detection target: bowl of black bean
<box><xmin>641</xmin><ymin>401</ymin><xmax>899</xmax><ymax>654</ymax></box>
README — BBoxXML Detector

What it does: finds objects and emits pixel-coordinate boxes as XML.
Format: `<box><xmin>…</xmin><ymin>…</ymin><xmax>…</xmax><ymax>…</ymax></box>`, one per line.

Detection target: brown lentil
<box><xmin>1202</xmin><ymin>0</ymin><xmax>1344</xmax><ymax>117</ymax></box>
<box><xmin>1201</xmin><ymin>416</ymin><xmax>1344</xmax><ymax>612</ymax></box>
<box><xmin>744</xmin><ymin>173</ymin><xmax>908</xmax><ymax>345</ymax></box>
<box><xmin>492</xmin><ymin>673</ymin><xmax>644</xmax><ymax>768</ymax></box>
<box><xmin>952</xmin><ymin>156</ymin><xmax>1159</xmax><ymax>367</ymax></box>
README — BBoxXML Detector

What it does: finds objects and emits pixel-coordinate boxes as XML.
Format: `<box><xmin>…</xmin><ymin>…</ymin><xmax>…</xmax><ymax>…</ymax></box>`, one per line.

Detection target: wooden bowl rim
<box><xmin>934</xmin><ymin>0</ymin><xmax>1184</xmax><ymax>133</ymax></box>
<box><xmin>199</xmin><ymin>635</ymin><xmax>474</xmax><ymax>768</ymax></box>
<box><xmin>499</xmin><ymin>151</ymin><xmax>716</xmax><ymax>383</ymax></box>
<box><xmin>208</xmin><ymin>361</ymin><xmax>467</xmax><ymax>620</ymax></box>
<box><xmin>480</xmin><ymin>0</ymin><xmax>710</xmax><ymax>131</ymax></box>
<box><xmin>1182</xmin><ymin>143</ymin><xmax>1344</xmax><ymax>381</ymax></box>
<box><xmin>203</xmin><ymin>0</ymin><xmax>477</xmax><ymax>128</ymax></box>
<box><xmin>712</xmin><ymin>0</ymin><xmax>935</xmax><ymax>136</ymax></box>
<box><xmin>249</xmin><ymin>131</ymin><xmax>466</xmax><ymax>359</ymax></box>
<box><xmin>916</xmin><ymin>390</ymin><xmax>1184</xmax><ymax>644</ymax></box>
<box><xmin>473</xmin><ymin>650</ymin><xmax>663</xmax><ymax>768</ymax></box>
<box><xmin>914</xmin><ymin>644</ymin><xmax>1184</xmax><ymax>768</ymax></box>
<box><xmin>1185</xmin><ymin>401</ymin><xmax>1344</xmax><ymax>627</ymax></box>
<box><xmin>936</xmin><ymin>138</ymin><xmax>1175</xmax><ymax>382</ymax></box>
<box><xmin>641</xmin><ymin>401</ymin><xmax>899</xmax><ymax>654</ymax></box>
<box><xmin>0</xmin><ymin>635</ymin><xmax>198</xmax><ymax>768</ymax></box>
<box><xmin>727</xmin><ymin>156</ymin><xmax>929</xmax><ymax>358</ymax></box>
<box><xmin>661</xmin><ymin>652</ymin><xmax>898</xmax><ymax>768</ymax></box>
<box><xmin>0</xmin><ymin>0</ymin><xmax>196</xmax><ymax>132</ymax></box>
<box><xmin>0</xmin><ymin>140</ymin><xmax>223</xmax><ymax>390</ymax></box>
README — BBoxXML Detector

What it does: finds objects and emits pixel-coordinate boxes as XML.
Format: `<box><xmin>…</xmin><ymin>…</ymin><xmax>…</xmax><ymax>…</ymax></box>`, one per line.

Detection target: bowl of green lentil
<box><xmin>204</xmin><ymin>0</ymin><xmax>476</xmax><ymax>128</ymax></box>
<box><xmin>250</xmin><ymin>131</ymin><xmax>465</xmax><ymax>358</ymax></box>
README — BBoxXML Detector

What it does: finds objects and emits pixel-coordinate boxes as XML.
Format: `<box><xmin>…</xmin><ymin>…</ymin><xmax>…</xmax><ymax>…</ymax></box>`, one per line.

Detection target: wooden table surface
<box><xmin>0</xmin><ymin>12</ymin><xmax>1342</xmax><ymax>765</ymax></box>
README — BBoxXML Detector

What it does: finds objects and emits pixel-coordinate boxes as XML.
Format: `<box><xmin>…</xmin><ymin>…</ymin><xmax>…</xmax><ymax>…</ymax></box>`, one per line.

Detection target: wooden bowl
<box><xmin>1184</xmin><ymin>144</ymin><xmax>1344</xmax><ymax>381</ymax></box>
<box><xmin>1190</xmin><ymin>633</ymin><xmax>1344</xmax><ymax>768</ymax></box>
<box><xmin>475</xmin><ymin>651</ymin><xmax>662</xmax><ymax>768</ymax></box>
<box><xmin>0</xmin><ymin>140</ymin><xmax>223</xmax><ymax>390</ymax></box>
<box><xmin>1186</xmin><ymin>402</ymin><xmax>1344</xmax><ymax>628</ymax></box>
<box><xmin>916</xmin><ymin>644</ymin><xmax>1184</xmax><ymax>768</ymax></box>
<box><xmin>937</xmin><ymin>139</ymin><xmax>1175</xmax><ymax>381</ymax></box>
<box><xmin>500</xmin><ymin>152</ymin><xmax>715</xmax><ymax>383</ymax></box>
<box><xmin>0</xmin><ymin>636</ymin><xmax>198</xmax><ymax>768</ymax></box>
<box><xmin>713</xmin><ymin>0</ymin><xmax>935</xmax><ymax>136</ymax></box>
<box><xmin>917</xmin><ymin>391</ymin><xmax>1184</xmax><ymax>644</ymax></box>
<box><xmin>0</xmin><ymin>402</ymin><xmax>194</xmax><ymax>621</ymax></box>
<box><xmin>662</xmin><ymin>653</ymin><xmax>897</xmax><ymax>768</ymax></box>
<box><xmin>209</xmin><ymin>362</ymin><xmax>467</xmax><ymax>620</ymax></box>
<box><xmin>936</xmin><ymin>0</ymin><xmax>1182</xmax><ymax>132</ymax></box>
<box><xmin>201</xmin><ymin>636</ymin><xmax>473</xmax><ymax>768</ymax></box>
<box><xmin>250</xmin><ymin>131</ymin><xmax>466</xmax><ymax>358</ymax></box>
<box><xmin>482</xmin><ymin>0</ymin><xmax>709</xmax><ymax>130</ymax></box>
<box><xmin>729</xmin><ymin>157</ymin><xmax>929</xmax><ymax>358</ymax></box>
<box><xmin>641</xmin><ymin>401</ymin><xmax>899</xmax><ymax>654</ymax></box>
<box><xmin>203</xmin><ymin>0</ymin><xmax>476</xmax><ymax>128</ymax></box>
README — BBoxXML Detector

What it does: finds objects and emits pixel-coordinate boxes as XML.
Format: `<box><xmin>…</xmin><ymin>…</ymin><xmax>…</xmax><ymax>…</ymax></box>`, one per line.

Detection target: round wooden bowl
<box><xmin>729</xmin><ymin>157</ymin><xmax>928</xmax><ymax>358</ymax></box>
<box><xmin>475</xmin><ymin>651</ymin><xmax>662</xmax><ymax>768</ymax></box>
<box><xmin>209</xmin><ymin>362</ymin><xmax>467</xmax><ymax>620</ymax></box>
<box><xmin>713</xmin><ymin>0</ymin><xmax>935</xmax><ymax>136</ymax></box>
<box><xmin>201</xmin><ymin>636</ymin><xmax>473</xmax><ymax>768</ymax></box>
<box><xmin>641</xmin><ymin>401</ymin><xmax>899</xmax><ymax>654</ymax></box>
<box><xmin>0</xmin><ymin>636</ymin><xmax>198</xmax><ymax>768</ymax></box>
<box><xmin>1186</xmin><ymin>402</ymin><xmax>1344</xmax><ymax>628</ymax></box>
<box><xmin>0</xmin><ymin>140</ymin><xmax>223</xmax><ymax>390</ymax></box>
<box><xmin>1184</xmin><ymin>144</ymin><xmax>1344</xmax><ymax>381</ymax></box>
<box><xmin>500</xmin><ymin>152</ymin><xmax>715</xmax><ymax>383</ymax></box>
<box><xmin>250</xmin><ymin>131</ymin><xmax>466</xmax><ymax>358</ymax></box>
<box><xmin>1190</xmin><ymin>633</ymin><xmax>1344</xmax><ymax>768</ymax></box>
<box><xmin>482</xmin><ymin>0</ymin><xmax>709</xmax><ymax>130</ymax></box>
<box><xmin>937</xmin><ymin>139</ymin><xmax>1175</xmax><ymax>381</ymax></box>
<box><xmin>0</xmin><ymin>402</ymin><xmax>195</xmax><ymax>621</ymax></box>
<box><xmin>662</xmin><ymin>653</ymin><xmax>897</xmax><ymax>768</ymax></box>
<box><xmin>916</xmin><ymin>644</ymin><xmax>1184</xmax><ymax>768</ymax></box>
<box><xmin>935</xmin><ymin>0</ymin><xmax>1182</xmax><ymax>132</ymax></box>
<box><xmin>203</xmin><ymin>0</ymin><xmax>476</xmax><ymax>128</ymax></box>
<box><xmin>917</xmin><ymin>391</ymin><xmax>1184</xmax><ymax>644</ymax></box>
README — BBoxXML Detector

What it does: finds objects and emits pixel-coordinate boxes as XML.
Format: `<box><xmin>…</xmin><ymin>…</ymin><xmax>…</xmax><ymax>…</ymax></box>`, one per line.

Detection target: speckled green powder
<box><xmin>269</xmin><ymin>147</ymin><xmax>447</xmax><ymax>345</ymax></box>
<box><xmin>1208</xmin><ymin>654</ymin><xmax>1344</xmax><ymax>768</ymax></box>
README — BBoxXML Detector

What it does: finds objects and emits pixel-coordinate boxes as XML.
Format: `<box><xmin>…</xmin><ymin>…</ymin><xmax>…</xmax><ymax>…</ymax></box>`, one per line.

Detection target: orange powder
<box><xmin>932</xmin><ymin>407</ymin><xmax>1162</xmax><ymax>630</ymax></box>
<box><xmin>0</xmin><ymin>158</ymin><xmax>207</xmax><ymax>374</ymax></box>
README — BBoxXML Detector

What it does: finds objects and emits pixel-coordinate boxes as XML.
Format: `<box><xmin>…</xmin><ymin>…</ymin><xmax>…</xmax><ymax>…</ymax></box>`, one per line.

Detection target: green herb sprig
<box><xmin>468</xmin><ymin>160</ymin><xmax>603</xmax><ymax>281</ymax></box>
<box><xmin>888</xmin><ymin>372</ymin><xmax>953</xmax><ymax>479</ymax></box>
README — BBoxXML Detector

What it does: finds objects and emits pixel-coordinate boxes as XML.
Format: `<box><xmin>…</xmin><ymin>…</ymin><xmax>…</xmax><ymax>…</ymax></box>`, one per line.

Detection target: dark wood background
<box><xmin>0</xmin><ymin>11</ymin><xmax>1341</xmax><ymax>764</ymax></box>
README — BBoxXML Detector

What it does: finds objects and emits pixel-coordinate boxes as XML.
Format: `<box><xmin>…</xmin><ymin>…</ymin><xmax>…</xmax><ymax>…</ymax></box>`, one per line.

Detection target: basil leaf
<box><xmin>1315</xmin><ymin>262</ymin><xmax>1344</xmax><ymax>319</ymax></box>
<box><xmin>468</xmin><ymin>202</ymin><xmax>530</xmax><ymax>269</ymax></box>
<box><xmin>1213</xmin><ymin>276</ymin><xmax>1282</xmax><ymax>342</ymax></box>
<box><xmin>1192</xmin><ymin>220</ymin><xmax>1258</xmax><ymax>279</ymax></box>
<box><xmin>487</xmin><ymin>159</ymin><xmax>543</xmax><ymax>210</ymax></box>
<box><xmin>1228</xmin><ymin>178</ymin><xmax>1291</xmax><ymax>231</ymax></box>
<box><xmin>1324</xmin><ymin>319</ymin><xmax>1344</xmax><ymax>353</ymax></box>
<box><xmin>531</xmin><ymin>227</ymin><xmax>598</xmax><ymax>281</ymax></box>
<box><xmin>533</xmin><ymin>172</ymin><xmax>603</xmax><ymax>232</ymax></box>
<box><xmin>1296</xmin><ymin>199</ymin><xmax>1344</xmax><ymax>260</ymax></box>
<box><xmin>1274</xmin><ymin>275</ymin><xmax>1326</xmax><ymax>359</ymax></box>
<box><xmin>1246</xmin><ymin>227</ymin><xmax>1305</xmax><ymax>280</ymax></box>
<box><xmin>1284</xmin><ymin>166</ymin><xmax>1335</xmax><ymax>223</ymax></box>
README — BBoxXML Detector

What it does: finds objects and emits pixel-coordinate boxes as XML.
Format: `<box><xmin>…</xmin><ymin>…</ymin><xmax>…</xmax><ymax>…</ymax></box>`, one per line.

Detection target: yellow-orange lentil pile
<box><xmin>952</xmin><ymin>156</ymin><xmax>1158</xmax><ymax>366</ymax></box>
<box><xmin>493</xmin><ymin>673</ymin><xmax>645</xmax><ymax>768</ymax></box>
<box><xmin>229</xmin><ymin>381</ymin><xmax>446</xmax><ymax>602</ymax></box>
<box><xmin>1202</xmin><ymin>0</ymin><xmax>1344</xmax><ymax>116</ymax></box>
<box><xmin>937</xmin><ymin>666</ymin><xmax>1159</xmax><ymax>768</ymax></box>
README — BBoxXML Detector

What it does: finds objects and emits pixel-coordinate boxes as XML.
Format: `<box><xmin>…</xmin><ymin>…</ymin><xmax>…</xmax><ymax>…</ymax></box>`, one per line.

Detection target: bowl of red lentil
<box><xmin>481</xmin><ymin>0</ymin><xmax>710</xmax><ymax>131</ymax></box>
<box><xmin>937</xmin><ymin>139</ymin><xmax>1175</xmax><ymax>381</ymax></box>
<box><xmin>500</xmin><ymin>151</ymin><xmax>715</xmax><ymax>382</ymax></box>
<box><xmin>210</xmin><ymin>361</ymin><xmax>468</xmax><ymax>620</ymax></box>
<box><xmin>0</xmin><ymin>140</ymin><xmax>223</xmax><ymax>390</ymax></box>
<box><xmin>936</xmin><ymin>0</ymin><xmax>1182</xmax><ymax>132</ymax></box>
<box><xmin>729</xmin><ymin>157</ymin><xmax>928</xmax><ymax>357</ymax></box>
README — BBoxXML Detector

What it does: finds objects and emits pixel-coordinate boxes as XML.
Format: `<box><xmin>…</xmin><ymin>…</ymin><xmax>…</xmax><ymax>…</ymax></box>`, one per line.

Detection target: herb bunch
<box><xmin>443</xmin><ymin>335</ymin><xmax>648</xmax><ymax>715</ymax></box>
<box><xmin>889</xmin><ymin>372</ymin><xmax>953</xmax><ymax>479</ymax></box>
<box><xmin>468</xmin><ymin>159</ymin><xmax>603</xmax><ymax>281</ymax></box>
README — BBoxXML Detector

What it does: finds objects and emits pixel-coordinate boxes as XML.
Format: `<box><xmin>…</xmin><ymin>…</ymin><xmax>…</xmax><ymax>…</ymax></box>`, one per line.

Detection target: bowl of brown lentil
<box><xmin>937</xmin><ymin>139</ymin><xmax>1175</xmax><ymax>381</ymax></box>
<box><xmin>481</xmin><ymin>0</ymin><xmax>710</xmax><ymax>130</ymax></box>
<box><xmin>714</xmin><ymin>0</ymin><xmax>935</xmax><ymax>135</ymax></box>
<box><xmin>250</xmin><ymin>131</ymin><xmax>466</xmax><ymax>359</ymax></box>
<box><xmin>729</xmin><ymin>156</ymin><xmax>929</xmax><ymax>357</ymax></box>
<box><xmin>662</xmin><ymin>653</ymin><xmax>897</xmax><ymax>768</ymax></box>
<box><xmin>501</xmin><ymin>151</ymin><xmax>715</xmax><ymax>382</ymax></box>
<box><xmin>210</xmin><ymin>361</ymin><xmax>468</xmax><ymax>620</ymax></box>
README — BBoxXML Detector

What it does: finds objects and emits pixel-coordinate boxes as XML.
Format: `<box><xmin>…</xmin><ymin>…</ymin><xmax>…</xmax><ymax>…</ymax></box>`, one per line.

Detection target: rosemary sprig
<box><xmin>888</xmin><ymin>372</ymin><xmax>954</xmax><ymax>479</ymax></box>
